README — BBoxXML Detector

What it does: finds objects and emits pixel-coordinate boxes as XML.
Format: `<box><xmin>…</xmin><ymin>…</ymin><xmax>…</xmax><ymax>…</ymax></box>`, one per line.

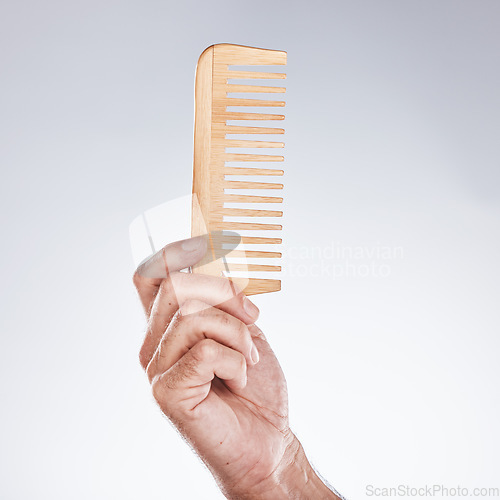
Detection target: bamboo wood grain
<box><xmin>219</xmin><ymin>112</ymin><xmax>285</xmax><ymax>121</ymax></box>
<box><xmin>227</xmin><ymin>71</ymin><xmax>286</xmax><ymax>80</ymax></box>
<box><xmin>224</xmin><ymin>181</ymin><xmax>283</xmax><ymax>189</ymax></box>
<box><xmin>219</xmin><ymin>208</ymin><xmax>283</xmax><ymax>217</ymax></box>
<box><xmin>229</xmin><ymin>278</ymin><xmax>281</xmax><ymax>294</ymax></box>
<box><xmin>224</xmin><ymin>167</ymin><xmax>284</xmax><ymax>176</ymax></box>
<box><xmin>221</xmin><ymin>235</ymin><xmax>282</xmax><ymax>245</ymax></box>
<box><xmin>191</xmin><ymin>44</ymin><xmax>286</xmax><ymax>295</ymax></box>
<box><xmin>224</xmin><ymin>141</ymin><xmax>284</xmax><ymax>149</ymax></box>
<box><xmin>215</xmin><ymin>221</ymin><xmax>282</xmax><ymax>231</ymax></box>
<box><xmin>224</xmin><ymin>154</ymin><xmax>284</xmax><ymax>162</ymax></box>
<box><xmin>223</xmin><ymin>99</ymin><xmax>285</xmax><ymax>107</ymax></box>
<box><xmin>223</xmin><ymin>125</ymin><xmax>284</xmax><ymax>134</ymax></box>
<box><xmin>227</xmin><ymin>84</ymin><xmax>286</xmax><ymax>93</ymax></box>
<box><xmin>223</xmin><ymin>194</ymin><xmax>283</xmax><ymax>203</ymax></box>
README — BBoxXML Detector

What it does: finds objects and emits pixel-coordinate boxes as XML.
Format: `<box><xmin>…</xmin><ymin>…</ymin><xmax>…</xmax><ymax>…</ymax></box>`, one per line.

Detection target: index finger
<box><xmin>133</xmin><ymin>235</ymin><xmax>207</xmax><ymax>314</ymax></box>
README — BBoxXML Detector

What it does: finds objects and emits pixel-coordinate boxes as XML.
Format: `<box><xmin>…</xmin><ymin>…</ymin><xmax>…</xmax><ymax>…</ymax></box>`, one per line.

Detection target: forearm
<box><xmin>224</xmin><ymin>434</ymin><xmax>342</xmax><ymax>500</ymax></box>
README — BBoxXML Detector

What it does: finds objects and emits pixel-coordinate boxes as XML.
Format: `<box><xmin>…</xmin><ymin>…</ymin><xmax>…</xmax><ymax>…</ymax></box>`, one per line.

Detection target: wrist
<box><xmin>226</xmin><ymin>432</ymin><xmax>341</xmax><ymax>500</ymax></box>
<box><xmin>265</xmin><ymin>434</ymin><xmax>340</xmax><ymax>500</ymax></box>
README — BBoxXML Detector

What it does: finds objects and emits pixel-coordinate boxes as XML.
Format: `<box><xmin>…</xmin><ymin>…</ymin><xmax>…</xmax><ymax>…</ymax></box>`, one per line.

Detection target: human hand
<box><xmin>133</xmin><ymin>236</ymin><xmax>341</xmax><ymax>499</ymax></box>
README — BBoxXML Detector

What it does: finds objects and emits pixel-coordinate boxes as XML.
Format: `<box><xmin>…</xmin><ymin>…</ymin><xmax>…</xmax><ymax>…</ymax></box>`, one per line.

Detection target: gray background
<box><xmin>1</xmin><ymin>1</ymin><xmax>499</xmax><ymax>498</ymax></box>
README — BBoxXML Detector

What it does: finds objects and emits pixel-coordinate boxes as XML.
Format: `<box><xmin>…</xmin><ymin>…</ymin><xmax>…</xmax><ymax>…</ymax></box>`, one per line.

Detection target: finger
<box><xmin>139</xmin><ymin>273</ymin><xmax>260</xmax><ymax>368</ymax></box>
<box><xmin>132</xmin><ymin>235</ymin><xmax>207</xmax><ymax>314</ymax></box>
<box><xmin>152</xmin><ymin>339</ymin><xmax>247</xmax><ymax>412</ymax></box>
<box><xmin>172</xmin><ymin>273</ymin><xmax>259</xmax><ymax>321</ymax></box>
<box><xmin>146</xmin><ymin>300</ymin><xmax>259</xmax><ymax>382</ymax></box>
<box><xmin>152</xmin><ymin>272</ymin><xmax>259</xmax><ymax>326</ymax></box>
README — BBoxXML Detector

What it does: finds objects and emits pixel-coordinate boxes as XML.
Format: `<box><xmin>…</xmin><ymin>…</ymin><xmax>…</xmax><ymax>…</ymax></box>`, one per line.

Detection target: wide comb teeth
<box><xmin>224</xmin><ymin>181</ymin><xmax>283</xmax><ymax>189</ymax></box>
<box><xmin>224</xmin><ymin>99</ymin><xmax>285</xmax><ymax>107</ymax></box>
<box><xmin>220</xmin><ymin>209</ymin><xmax>283</xmax><ymax>217</ymax></box>
<box><xmin>224</xmin><ymin>167</ymin><xmax>284</xmax><ymax>175</ymax></box>
<box><xmin>224</xmin><ymin>154</ymin><xmax>284</xmax><ymax>162</ymax></box>
<box><xmin>226</xmin><ymin>84</ymin><xmax>286</xmax><ymax>93</ymax></box>
<box><xmin>222</xmin><ymin>111</ymin><xmax>284</xmax><ymax>121</ymax></box>
<box><xmin>223</xmin><ymin>125</ymin><xmax>284</xmax><ymax>134</ymax></box>
<box><xmin>192</xmin><ymin>44</ymin><xmax>286</xmax><ymax>295</ymax></box>
<box><xmin>224</xmin><ymin>194</ymin><xmax>283</xmax><ymax>203</ymax></box>
<box><xmin>227</xmin><ymin>71</ymin><xmax>286</xmax><ymax>80</ymax></box>
<box><xmin>225</xmin><ymin>141</ymin><xmax>284</xmax><ymax>148</ymax></box>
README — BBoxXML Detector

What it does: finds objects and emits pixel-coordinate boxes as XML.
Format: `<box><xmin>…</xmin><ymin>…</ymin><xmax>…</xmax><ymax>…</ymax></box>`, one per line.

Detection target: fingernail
<box><xmin>250</xmin><ymin>342</ymin><xmax>260</xmax><ymax>364</ymax></box>
<box><xmin>243</xmin><ymin>297</ymin><xmax>259</xmax><ymax>320</ymax></box>
<box><xmin>181</xmin><ymin>236</ymin><xmax>205</xmax><ymax>252</ymax></box>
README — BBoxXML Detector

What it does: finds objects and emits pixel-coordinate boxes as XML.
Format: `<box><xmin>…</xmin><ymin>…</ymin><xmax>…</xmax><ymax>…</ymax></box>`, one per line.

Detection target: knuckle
<box><xmin>138</xmin><ymin>343</ymin><xmax>151</xmax><ymax>370</ymax></box>
<box><xmin>145</xmin><ymin>361</ymin><xmax>155</xmax><ymax>382</ymax></box>
<box><xmin>151</xmin><ymin>376</ymin><xmax>166</xmax><ymax>403</ymax></box>
<box><xmin>138</xmin><ymin>350</ymin><xmax>148</xmax><ymax>370</ymax></box>
<box><xmin>132</xmin><ymin>270</ymin><xmax>143</xmax><ymax>289</ymax></box>
<box><xmin>168</xmin><ymin>308</ymin><xmax>184</xmax><ymax>331</ymax></box>
<box><xmin>218</xmin><ymin>311</ymin><xmax>231</xmax><ymax>326</ymax></box>
<box><xmin>151</xmin><ymin>373</ymin><xmax>180</xmax><ymax>413</ymax></box>
<box><xmin>193</xmin><ymin>338</ymin><xmax>218</xmax><ymax>363</ymax></box>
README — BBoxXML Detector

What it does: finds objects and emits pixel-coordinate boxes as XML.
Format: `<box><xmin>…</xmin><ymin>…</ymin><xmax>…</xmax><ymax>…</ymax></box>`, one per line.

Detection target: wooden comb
<box><xmin>191</xmin><ymin>44</ymin><xmax>286</xmax><ymax>296</ymax></box>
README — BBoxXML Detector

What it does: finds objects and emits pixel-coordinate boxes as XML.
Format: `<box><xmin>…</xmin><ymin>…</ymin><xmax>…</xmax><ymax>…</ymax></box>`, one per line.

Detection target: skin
<box><xmin>133</xmin><ymin>235</ymin><xmax>341</xmax><ymax>499</ymax></box>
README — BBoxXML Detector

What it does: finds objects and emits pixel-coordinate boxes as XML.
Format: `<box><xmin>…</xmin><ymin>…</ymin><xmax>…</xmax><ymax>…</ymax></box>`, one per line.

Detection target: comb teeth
<box><xmin>224</xmin><ymin>194</ymin><xmax>283</xmax><ymax>203</ymax></box>
<box><xmin>224</xmin><ymin>167</ymin><xmax>283</xmax><ymax>176</ymax></box>
<box><xmin>191</xmin><ymin>44</ymin><xmax>286</xmax><ymax>295</ymax></box>
<box><xmin>225</xmin><ymin>141</ymin><xmax>284</xmax><ymax>149</ymax></box>
<box><xmin>227</xmin><ymin>71</ymin><xmax>286</xmax><ymax>80</ymax></box>
<box><xmin>216</xmin><ymin>221</ymin><xmax>282</xmax><ymax>231</ymax></box>
<box><xmin>223</xmin><ymin>125</ymin><xmax>284</xmax><ymax>134</ymax></box>
<box><xmin>229</xmin><ymin>278</ymin><xmax>281</xmax><ymax>295</ymax></box>
<box><xmin>226</xmin><ymin>84</ymin><xmax>286</xmax><ymax>94</ymax></box>
<box><xmin>224</xmin><ymin>99</ymin><xmax>285</xmax><ymax>107</ymax></box>
<box><xmin>219</xmin><ymin>208</ymin><xmax>283</xmax><ymax>217</ymax></box>
<box><xmin>224</xmin><ymin>153</ymin><xmax>284</xmax><ymax>162</ymax></box>
<box><xmin>223</xmin><ymin>235</ymin><xmax>282</xmax><ymax>245</ymax></box>
<box><xmin>221</xmin><ymin>111</ymin><xmax>285</xmax><ymax>121</ymax></box>
<box><xmin>224</xmin><ymin>180</ymin><xmax>283</xmax><ymax>190</ymax></box>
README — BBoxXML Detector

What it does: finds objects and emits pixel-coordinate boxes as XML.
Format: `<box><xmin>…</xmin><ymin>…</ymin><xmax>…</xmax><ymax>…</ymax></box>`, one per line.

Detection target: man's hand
<box><xmin>133</xmin><ymin>236</ymin><xmax>340</xmax><ymax>499</ymax></box>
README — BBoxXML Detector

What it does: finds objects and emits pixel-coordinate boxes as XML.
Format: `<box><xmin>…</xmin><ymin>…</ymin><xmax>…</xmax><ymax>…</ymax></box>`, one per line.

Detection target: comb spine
<box><xmin>191</xmin><ymin>46</ymin><xmax>225</xmax><ymax>276</ymax></box>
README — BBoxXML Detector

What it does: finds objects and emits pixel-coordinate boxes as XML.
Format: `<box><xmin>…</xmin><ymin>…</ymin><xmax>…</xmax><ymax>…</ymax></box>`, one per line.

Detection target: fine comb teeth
<box><xmin>191</xmin><ymin>44</ymin><xmax>286</xmax><ymax>295</ymax></box>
